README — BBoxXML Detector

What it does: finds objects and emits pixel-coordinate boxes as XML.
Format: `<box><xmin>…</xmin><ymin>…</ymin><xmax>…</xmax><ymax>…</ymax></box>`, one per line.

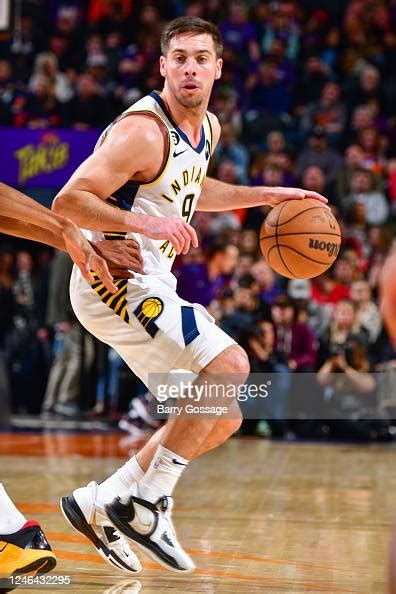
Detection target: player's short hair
<box><xmin>161</xmin><ymin>17</ymin><xmax>223</xmax><ymax>58</ymax></box>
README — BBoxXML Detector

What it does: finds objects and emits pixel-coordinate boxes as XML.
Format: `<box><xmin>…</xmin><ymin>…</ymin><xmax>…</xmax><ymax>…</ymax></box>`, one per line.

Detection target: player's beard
<box><xmin>175</xmin><ymin>89</ymin><xmax>204</xmax><ymax>109</ymax></box>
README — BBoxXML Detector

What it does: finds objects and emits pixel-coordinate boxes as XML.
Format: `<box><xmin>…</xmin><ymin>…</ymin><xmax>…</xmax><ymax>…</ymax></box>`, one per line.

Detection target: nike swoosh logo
<box><xmin>172</xmin><ymin>458</ymin><xmax>187</xmax><ymax>465</ymax></box>
<box><xmin>173</xmin><ymin>149</ymin><xmax>188</xmax><ymax>158</ymax></box>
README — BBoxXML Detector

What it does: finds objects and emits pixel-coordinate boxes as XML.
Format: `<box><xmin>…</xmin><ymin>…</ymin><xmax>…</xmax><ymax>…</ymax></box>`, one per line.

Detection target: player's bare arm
<box><xmin>53</xmin><ymin>116</ymin><xmax>198</xmax><ymax>255</ymax></box>
<box><xmin>196</xmin><ymin>114</ymin><xmax>328</xmax><ymax>212</ymax></box>
<box><xmin>380</xmin><ymin>248</ymin><xmax>396</xmax><ymax>347</ymax></box>
<box><xmin>0</xmin><ymin>182</ymin><xmax>142</xmax><ymax>292</ymax></box>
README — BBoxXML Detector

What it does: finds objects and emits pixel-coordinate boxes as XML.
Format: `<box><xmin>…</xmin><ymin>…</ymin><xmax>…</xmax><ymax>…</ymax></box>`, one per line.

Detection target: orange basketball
<box><xmin>260</xmin><ymin>199</ymin><xmax>341</xmax><ymax>279</ymax></box>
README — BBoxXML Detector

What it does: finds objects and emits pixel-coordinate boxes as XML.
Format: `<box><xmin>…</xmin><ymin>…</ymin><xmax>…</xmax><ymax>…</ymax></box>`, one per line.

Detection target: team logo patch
<box><xmin>170</xmin><ymin>131</ymin><xmax>180</xmax><ymax>146</ymax></box>
<box><xmin>134</xmin><ymin>297</ymin><xmax>164</xmax><ymax>337</ymax></box>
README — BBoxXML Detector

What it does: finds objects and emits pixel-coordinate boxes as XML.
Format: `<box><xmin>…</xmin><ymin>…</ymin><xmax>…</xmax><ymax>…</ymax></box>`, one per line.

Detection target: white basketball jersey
<box><xmin>88</xmin><ymin>92</ymin><xmax>213</xmax><ymax>290</ymax></box>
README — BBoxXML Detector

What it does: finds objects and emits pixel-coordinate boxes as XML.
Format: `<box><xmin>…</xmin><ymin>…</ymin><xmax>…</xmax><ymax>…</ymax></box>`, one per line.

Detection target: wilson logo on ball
<box><xmin>308</xmin><ymin>238</ymin><xmax>340</xmax><ymax>257</ymax></box>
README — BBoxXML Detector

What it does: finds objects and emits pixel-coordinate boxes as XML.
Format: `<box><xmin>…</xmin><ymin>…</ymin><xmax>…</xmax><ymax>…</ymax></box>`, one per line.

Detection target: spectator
<box><xmin>29</xmin><ymin>52</ymin><xmax>73</xmax><ymax>103</ymax></box>
<box><xmin>260</xmin><ymin>1</ymin><xmax>300</xmax><ymax>61</ymax></box>
<box><xmin>251</xmin><ymin>260</ymin><xmax>282</xmax><ymax>304</ymax></box>
<box><xmin>357</xmin><ymin>126</ymin><xmax>387</xmax><ymax>176</ymax></box>
<box><xmin>175</xmin><ymin>242</ymin><xmax>239</xmax><ymax>307</ymax></box>
<box><xmin>271</xmin><ymin>294</ymin><xmax>317</xmax><ymax>372</ymax></box>
<box><xmin>301</xmin><ymin>165</ymin><xmax>327</xmax><ymax>196</ymax></box>
<box><xmin>24</xmin><ymin>74</ymin><xmax>62</xmax><ymax>129</ymax></box>
<box><xmin>287</xmin><ymin>278</ymin><xmax>331</xmax><ymax>337</ymax></box>
<box><xmin>336</xmin><ymin>144</ymin><xmax>365</xmax><ymax>203</ymax></box>
<box><xmin>293</xmin><ymin>55</ymin><xmax>331</xmax><ymax>112</ymax></box>
<box><xmin>251</xmin><ymin>130</ymin><xmax>297</xmax><ymax>186</ymax></box>
<box><xmin>220</xmin><ymin>2</ymin><xmax>260</xmax><ymax>65</ymax></box>
<box><xmin>8</xmin><ymin>251</ymin><xmax>45</xmax><ymax>413</ymax></box>
<box><xmin>343</xmin><ymin>202</ymin><xmax>370</xmax><ymax>264</ymax></box>
<box><xmin>0</xmin><ymin>249</ymin><xmax>16</xmax><ymax>352</ymax></box>
<box><xmin>239</xmin><ymin>319</ymin><xmax>291</xmax><ymax>436</ymax></box>
<box><xmin>246</xmin><ymin>60</ymin><xmax>291</xmax><ymax>116</ymax></box>
<box><xmin>344</xmin><ymin>105</ymin><xmax>375</xmax><ymax>147</ymax></box>
<box><xmin>318</xmin><ymin>298</ymin><xmax>367</xmax><ymax>364</ymax></box>
<box><xmin>213</xmin><ymin>123</ymin><xmax>250</xmax><ymax>184</ymax></box>
<box><xmin>317</xmin><ymin>336</ymin><xmax>378</xmax><ymax>440</ymax></box>
<box><xmin>41</xmin><ymin>251</ymin><xmax>94</xmax><ymax>417</ymax></box>
<box><xmin>342</xmin><ymin>168</ymin><xmax>389</xmax><ymax>226</ymax></box>
<box><xmin>300</xmin><ymin>81</ymin><xmax>346</xmax><ymax>146</ymax></box>
<box><xmin>0</xmin><ymin>60</ymin><xmax>22</xmax><ymax>125</ymax></box>
<box><xmin>295</xmin><ymin>127</ymin><xmax>343</xmax><ymax>185</ymax></box>
<box><xmin>345</xmin><ymin>64</ymin><xmax>384</xmax><ymax>116</ymax></box>
<box><xmin>311</xmin><ymin>271</ymin><xmax>350</xmax><ymax>305</ymax></box>
<box><xmin>238</xmin><ymin>229</ymin><xmax>259</xmax><ymax>259</ymax></box>
<box><xmin>66</xmin><ymin>73</ymin><xmax>112</xmax><ymax>129</ymax></box>
<box><xmin>350</xmin><ymin>280</ymin><xmax>381</xmax><ymax>343</ymax></box>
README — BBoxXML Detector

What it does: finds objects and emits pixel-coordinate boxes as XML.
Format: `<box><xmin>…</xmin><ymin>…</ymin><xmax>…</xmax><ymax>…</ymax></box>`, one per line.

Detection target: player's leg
<box><xmin>0</xmin><ymin>484</ymin><xmax>56</xmax><ymax>591</ymax></box>
<box><xmin>104</xmin><ymin>344</ymin><xmax>248</xmax><ymax>572</ymax></box>
<box><xmin>62</xmin><ymin>273</ymin><xmax>241</xmax><ymax>572</ymax></box>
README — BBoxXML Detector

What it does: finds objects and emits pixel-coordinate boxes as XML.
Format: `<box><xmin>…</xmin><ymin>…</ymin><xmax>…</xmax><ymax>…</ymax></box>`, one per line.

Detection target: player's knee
<box><xmin>217</xmin><ymin>415</ymin><xmax>242</xmax><ymax>441</ymax></box>
<box><xmin>221</xmin><ymin>345</ymin><xmax>250</xmax><ymax>377</ymax></box>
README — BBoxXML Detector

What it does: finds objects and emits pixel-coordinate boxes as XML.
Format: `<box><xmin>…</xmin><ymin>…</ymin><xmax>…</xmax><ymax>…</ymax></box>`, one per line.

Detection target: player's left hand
<box><xmin>263</xmin><ymin>187</ymin><xmax>329</xmax><ymax>207</ymax></box>
<box><xmin>62</xmin><ymin>220</ymin><xmax>118</xmax><ymax>293</ymax></box>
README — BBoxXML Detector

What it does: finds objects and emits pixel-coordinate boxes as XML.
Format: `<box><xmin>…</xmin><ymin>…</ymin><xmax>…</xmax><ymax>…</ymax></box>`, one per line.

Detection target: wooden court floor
<box><xmin>1</xmin><ymin>432</ymin><xmax>395</xmax><ymax>593</ymax></box>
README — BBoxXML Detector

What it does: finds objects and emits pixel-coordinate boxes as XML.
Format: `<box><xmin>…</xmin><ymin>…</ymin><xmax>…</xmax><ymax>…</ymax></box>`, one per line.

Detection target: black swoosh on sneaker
<box><xmin>173</xmin><ymin>149</ymin><xmax>188</xmax><ymax>158</ymax></box>
<box><xmin>161</xmin><ymin>532</ymin><xmax>174</xmax><ymax>547</ymax></box>
<box><xmin>172</xmin><ymin>459</ymin><xmax>186</xmax><ymax>465</ymax></box>
<box><xmin>105</xmin><ymin>497</ymin><xmax>186</xmax><ymax>572</ymax></box>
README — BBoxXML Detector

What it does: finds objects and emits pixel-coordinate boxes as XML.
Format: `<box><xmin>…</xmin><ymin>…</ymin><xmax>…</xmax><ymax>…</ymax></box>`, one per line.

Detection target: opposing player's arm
<box><xmin>53</xmin><ymin>116</ymin><xmax>198</xmax><ymax>254</ymax></box>
<box><xmin>197</xmin><ymin>115</ymin><xmax>328</xmax><ymax>211</ymax></box>
<box><xmin>0</xmin><ymin>182</ymin><xmax>69</xmax><ymax>241</ymax></box>
<box><xmin>0</xmin><ymin>183</ymin><xmax>117</xmax><ymax>292</ymax></box>
<box><xmin>0</xmin><ymin>215</ymin><xmax>65</xmax><ymax>249</ymax></box>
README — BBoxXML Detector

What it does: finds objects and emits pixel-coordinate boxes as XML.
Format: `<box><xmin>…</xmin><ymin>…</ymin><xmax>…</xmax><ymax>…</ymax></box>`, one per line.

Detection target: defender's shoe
<box><xmin>60</xmin><ymin>482</ymin><xmax>141</xmax><ymax>574</ymax></box>
<box><xmin>0</xmin><ymin>521</ymin><xmax>56</xmax><ymax>592</ymax></box>
<box><xmin>105</xmin><ymin>494</ymin><xmax>195</xmax><ymax>573</ymax></box>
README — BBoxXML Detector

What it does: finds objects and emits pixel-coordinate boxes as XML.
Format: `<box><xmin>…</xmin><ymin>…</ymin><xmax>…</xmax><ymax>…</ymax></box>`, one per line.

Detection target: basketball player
<box><xmin>55</xmin><ymin>17</ymin><xmax>328</xmax><ymax>573</ymax></box>
<box><xmin>0</xmin><ymin>182</ymin><xmax>145</xmax><ymax>589</ymax></box>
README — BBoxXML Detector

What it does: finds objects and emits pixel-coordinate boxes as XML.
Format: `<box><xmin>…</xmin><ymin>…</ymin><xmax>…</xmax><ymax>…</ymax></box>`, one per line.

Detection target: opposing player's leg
<box><xmin>0</xmin><ymin>484</ymin><xmax>56</xmax><ymax>592</ymax></box>
<box><xmin>104</xmin><ymin>345</ymin><xmax>248</xmax><ymax>572</ymax></box>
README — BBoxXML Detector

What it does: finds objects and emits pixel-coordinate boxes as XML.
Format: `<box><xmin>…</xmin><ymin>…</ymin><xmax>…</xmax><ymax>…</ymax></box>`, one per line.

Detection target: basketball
<box><xmin>259</xmin><ymin>199</ymin><xmax>341</xmax><ymax>279</ymax></box>
<box><xmin>141</xmin><ymin>297</ymin><xmax>162</xmax><ymax>318</ymax></box>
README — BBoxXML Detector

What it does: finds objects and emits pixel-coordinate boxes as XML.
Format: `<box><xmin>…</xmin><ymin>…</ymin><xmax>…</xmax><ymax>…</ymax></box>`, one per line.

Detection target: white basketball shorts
<box><xmin>69</xmin><ymin>266</ymin><xmax>235</xmax><ymax>389</ymax></box>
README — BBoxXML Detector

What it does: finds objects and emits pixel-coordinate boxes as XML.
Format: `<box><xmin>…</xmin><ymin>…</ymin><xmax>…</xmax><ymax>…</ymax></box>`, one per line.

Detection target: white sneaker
<box><xmin>60</xmin><ymin>481</ymin><xmax>142</xmax><ymax>573</ymax></box>
<box><xmin>105</xmin><ymin>493</ymin><xmax>195</xmax><ymax>573</ymax></box>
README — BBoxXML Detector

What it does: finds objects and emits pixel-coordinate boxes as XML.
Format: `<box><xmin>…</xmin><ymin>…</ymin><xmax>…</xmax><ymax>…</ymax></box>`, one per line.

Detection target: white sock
<box><xmin>138</xmin><ymin>445</ymin><xmax>188</xmax><ymax>503</ymax></box>
<box><xmin>97</xmin><ymin>456</ymin><xmax>144</xmax><ymax>507</ymax></box>
<box><xmin>0</xmin><ymin>484</ymin><xmax>27</xmax><ymax>534</ymax></box>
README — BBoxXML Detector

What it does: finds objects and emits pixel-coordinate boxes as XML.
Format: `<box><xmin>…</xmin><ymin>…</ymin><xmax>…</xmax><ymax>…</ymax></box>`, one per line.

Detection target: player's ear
<box><xmin>215</xmin><ymin>58</ymin><xmax>223</xmax><ymax>80</ymax></box>
<box><xmin>159</xmin><ymin>55</ymin><xmax>167</xmax><ymax>77</ymax></box>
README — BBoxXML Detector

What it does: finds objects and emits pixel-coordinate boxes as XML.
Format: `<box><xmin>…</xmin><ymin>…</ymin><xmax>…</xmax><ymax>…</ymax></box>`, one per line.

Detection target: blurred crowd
<box><xmin>2</xmin><ymin>0</ymin><xmax>396</xmax><ymax>440</ymax></box>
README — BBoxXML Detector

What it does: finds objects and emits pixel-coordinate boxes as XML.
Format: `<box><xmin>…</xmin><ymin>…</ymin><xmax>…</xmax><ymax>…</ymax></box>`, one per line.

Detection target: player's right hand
<box><xmin>139</xmin><ymin>216</ymin><xmax>199</xmax><ymax>255</ymax></box>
